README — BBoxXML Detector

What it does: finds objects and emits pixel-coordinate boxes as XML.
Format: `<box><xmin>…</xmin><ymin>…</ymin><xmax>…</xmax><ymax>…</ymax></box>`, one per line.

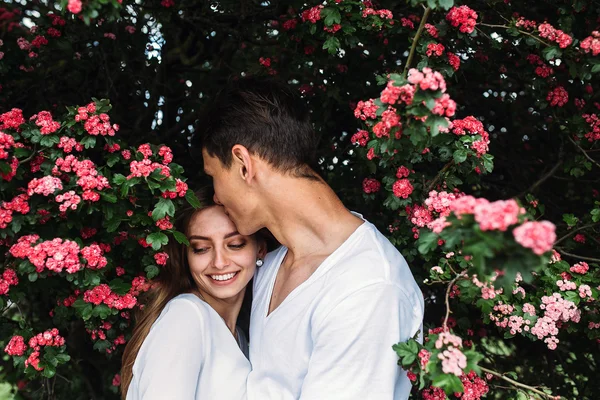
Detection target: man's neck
<box><xmin>261</xmin><ymin>175</ymin><xmax>363</xmax><ymax>262</ymax></box>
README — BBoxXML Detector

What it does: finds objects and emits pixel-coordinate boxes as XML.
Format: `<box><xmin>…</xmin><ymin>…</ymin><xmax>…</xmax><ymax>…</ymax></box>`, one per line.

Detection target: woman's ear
<box><xmin>257</xmin><ymin>239</ymin><xmax>268</xmax><ymax>260</ymax></box>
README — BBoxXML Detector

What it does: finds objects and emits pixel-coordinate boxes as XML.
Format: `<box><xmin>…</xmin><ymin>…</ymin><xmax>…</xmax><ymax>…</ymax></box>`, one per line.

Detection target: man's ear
<box><xmin>231</xmin><ymin>145</ymin><xmax>255</xmax><ymax>183</ymax></box>
<box><xmin>257</xmin><ymin>240</ymin><xmax>268</xmax><ymax>260</ymax></box>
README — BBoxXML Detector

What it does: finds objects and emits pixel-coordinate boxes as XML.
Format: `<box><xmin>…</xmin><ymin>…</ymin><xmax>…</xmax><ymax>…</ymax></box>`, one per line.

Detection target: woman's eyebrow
<box><xmin>188</xmin><ymin>231</ymin><xmax>239</xmax><ymax>241</ymax></box>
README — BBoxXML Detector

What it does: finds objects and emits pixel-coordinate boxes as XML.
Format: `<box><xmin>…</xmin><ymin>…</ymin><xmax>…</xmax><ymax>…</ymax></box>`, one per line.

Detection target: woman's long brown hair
<box><xmin>120</xmin><ymin>188</ymin><xmax>215</xmax><ymax>398</ymax></box>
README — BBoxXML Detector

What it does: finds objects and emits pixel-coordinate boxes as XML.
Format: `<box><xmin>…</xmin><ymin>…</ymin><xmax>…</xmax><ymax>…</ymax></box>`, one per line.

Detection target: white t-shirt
<box><xmin>127</xmin><ymin>293</ymin><xmax>251</xmax><ymax>400</ymax></box>
<box><xmin>247</xmin><ymin>217</ymin><xmax>424</xmax><ymax>400</ymax></box>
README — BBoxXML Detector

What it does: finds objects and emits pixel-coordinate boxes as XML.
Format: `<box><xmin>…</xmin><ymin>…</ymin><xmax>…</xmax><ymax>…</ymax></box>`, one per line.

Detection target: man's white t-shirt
<box><xmin>127</xmin><ymin>293</ymin><xmax>251</xmax><ymax>400</ymax></box>
<box><xmin>247</xmin><ymin>216</ymin><xmax>424</xmax><ymax>400</ymax></box>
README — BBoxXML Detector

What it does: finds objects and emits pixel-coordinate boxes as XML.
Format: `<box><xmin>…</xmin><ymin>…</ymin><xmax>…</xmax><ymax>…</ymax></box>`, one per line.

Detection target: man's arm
<box><xmin>299</xmin><ymin>282</ymin><xmax>421</xmax><ymax>400</ymax></box>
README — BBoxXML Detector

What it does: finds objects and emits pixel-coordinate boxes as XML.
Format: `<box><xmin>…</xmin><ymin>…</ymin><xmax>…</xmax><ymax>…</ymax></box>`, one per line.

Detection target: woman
<box><xmin>121</xmin><ymin>188</ymin><xmax>266</xmax><ymax>399</ymax></box>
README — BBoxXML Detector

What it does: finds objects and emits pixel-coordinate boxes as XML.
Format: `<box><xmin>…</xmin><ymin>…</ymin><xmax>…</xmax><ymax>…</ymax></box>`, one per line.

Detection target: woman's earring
<box><xmin>256</xmin><ymin>259</ymin><xmax>264</xmax><ymax>267</ymax></box>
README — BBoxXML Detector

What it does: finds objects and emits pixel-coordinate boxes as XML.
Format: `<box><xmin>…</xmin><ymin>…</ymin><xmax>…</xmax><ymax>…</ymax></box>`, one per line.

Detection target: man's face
<box><xmin>202</xmin><ymin>148</ymin><xmax>258</xmax><ymax>235</ymax></box>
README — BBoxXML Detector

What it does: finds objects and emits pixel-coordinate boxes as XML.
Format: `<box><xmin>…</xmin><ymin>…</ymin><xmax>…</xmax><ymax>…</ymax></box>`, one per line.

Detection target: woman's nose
<box><xmin>212</xmin><ymin>249</ymin><xmax>229</xmax><ymax>269</ymax></box>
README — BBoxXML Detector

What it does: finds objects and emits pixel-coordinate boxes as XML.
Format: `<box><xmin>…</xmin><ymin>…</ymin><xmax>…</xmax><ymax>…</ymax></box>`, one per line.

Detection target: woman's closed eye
<box><xmin>228</xmin><ymin>241</ymin><xmax>247</xmax><ymax>250</ymax></box>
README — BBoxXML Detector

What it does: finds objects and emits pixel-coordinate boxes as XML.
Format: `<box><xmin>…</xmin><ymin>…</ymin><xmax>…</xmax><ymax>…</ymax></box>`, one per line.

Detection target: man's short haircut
<box><xmin>196</xmin><ymin>77</ymin><xmax>321</xmax><ymax>179</ymax></box>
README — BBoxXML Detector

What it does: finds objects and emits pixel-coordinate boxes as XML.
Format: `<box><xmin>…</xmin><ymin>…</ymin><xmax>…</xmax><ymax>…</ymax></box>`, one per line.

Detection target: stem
<box><xmin>480</xmin><ymin>367</ymin><xmax>559</xmax><ymax>399</ymax></box>
<box><xmin>443</xmin><ymin>271</ymin><xmax>467</xmax><ymax>330</ymax></box>
<box><xmin>568</xmin><ymin>135</ymin><xmax>600</xmax><ymax>170</ymax></box>
<box><xmin>554</xmin><ymin>222</ymin><xmax>599</xmax><ymax>245</ymax></box>
<box><xmin>426</xmin><ymin>161</ymin><xmax>454</xmax><ymax>192</ymax></box>
<box><xmin>403</xmin><ymin>7</ymin><xmax>432</xmax><ymax>76</ymax></box>
<box><xmin>479</xmin><ymin>23</ymin><xmax>551</xmax><ymax>47</ymax></box>
<box><xmin>556</xmin><ymin>248</ymin><xmax>600</xmax><ymax>263</ymax></box>
<box><xmin>18</xmin><ymin>144</ymin><xmax>39</xmax><ymax>165</ymax></box>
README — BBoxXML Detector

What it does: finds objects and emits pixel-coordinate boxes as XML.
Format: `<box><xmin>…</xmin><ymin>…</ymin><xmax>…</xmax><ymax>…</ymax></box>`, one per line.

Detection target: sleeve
<box><xmin>135</xmin><ymin>298</ymin><xmax>206</xmax><ymax>400</ymax></box>
<box><xmin>299</xmin><ymin>283</ymin><xmax>421</xmax><ymax>400</ymax></box>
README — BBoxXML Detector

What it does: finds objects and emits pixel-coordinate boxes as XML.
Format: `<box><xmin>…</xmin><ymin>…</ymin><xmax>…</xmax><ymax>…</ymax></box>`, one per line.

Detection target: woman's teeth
<box><xmin>210</xmin><ymin>272</ymin><xmax>237</xmax><ymax>281</ymax></box>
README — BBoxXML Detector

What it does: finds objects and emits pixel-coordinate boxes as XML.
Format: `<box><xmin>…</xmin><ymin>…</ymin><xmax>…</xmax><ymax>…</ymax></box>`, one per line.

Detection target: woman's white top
<box><xmin>127</xmin><ymin>293</ymin><xmax>251</xmax><ymax>400</ymax></box>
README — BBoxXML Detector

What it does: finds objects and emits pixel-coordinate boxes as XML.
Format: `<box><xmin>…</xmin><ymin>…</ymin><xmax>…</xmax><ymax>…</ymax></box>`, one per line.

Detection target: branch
<box><xmin>556</xmin><ymin>248</ymin><xmax>600</xmax><ymax>263</ymax></box>
<box><xmin>403</xmin><ymin>7</ymin><xmax>432</xmax><ymax>76</ymax></box>
<box><xmin>479</xmin><ymin>23</ymin><xmax>551</xmax><ymax>47</ymax></box>
<box><xmin>518</xmin><ymin>143</ymin><xmax>564</xmax><ymax>197</ymax></box>
<box><xmin>568</xmin><ymin>135</ymin><xmax>600</xmax><ymax>170</ymax></box>
<box><xmin>554</xmin><ymin>222</ymin><xmax>600</xmax><ymax>245</ymax></box>
<box><xmin>480</xmin><ymin>367</ymin><xmax>559</xmax><ymax>400</ymax></box>
<box><xmin>426</xmin><ymin>161</ymin><xmax>454</xmax><ymax>192</ymax></box>
<box><xmin>443</xmin><ymin>271</ymin><xmax>467</xmax><ymax>330</ymax></box>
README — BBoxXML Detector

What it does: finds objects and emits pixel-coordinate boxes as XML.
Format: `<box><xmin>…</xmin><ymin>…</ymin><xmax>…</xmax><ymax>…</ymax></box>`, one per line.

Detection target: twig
<box><xmin>518</xmin><ymin>143</ymin><xmax>564</xmax><ymax>197</ymax></box>
<box><xmin>556</xmin><ymin>248</ymin><xmax>600</xmax><ymax>263</ymax></box>
<box><xmin>554</xmin><ymin>222</ymin><xmax>599</xmax><ymax>245</ymax></box>
<box><xmin>426</xmin><ymin>161</ymin><xmax>454</xmax><ymax>192</ymax></box>
<box><xmin>18</xmin><ymin>144</ymin><xmax>39</xmax><ymax>165</ymax></box>
<box><xmin>443</xmin><ymin>271</ymin><xmax>467</xmax><ymax>329</ymax></box>
<box><xmin>403</xmin><ymin>7</ymin><xmax>432</xmax><ymax>76</ymax></box>
<box><xmin>568</xmin><ymin>135</ymin><xmax>600</xmax><ymax>169</ymax></box>
<box><xmin>479</xmin><ymin>23</ymin><xmax>551</xmax><ymax>47</ymax></box>
<box><xmin>480</xmin><ymin>366</ymin><xmax>559</xmax><ymax>399</ymax></box>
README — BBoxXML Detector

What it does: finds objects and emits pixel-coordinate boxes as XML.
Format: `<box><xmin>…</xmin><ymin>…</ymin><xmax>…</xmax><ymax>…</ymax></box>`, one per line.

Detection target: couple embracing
<box><xmin>120</xmin><ymin>79</ymin><xmax>424</xmax><ymax>400</ymax></box>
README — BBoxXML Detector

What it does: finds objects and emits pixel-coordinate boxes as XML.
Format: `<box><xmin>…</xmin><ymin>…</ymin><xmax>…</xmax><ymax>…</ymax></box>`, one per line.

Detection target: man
<box><xmin>198</xmin><ymin>78</ymin><xmax>424</xmax><ymax>399</ymax></box>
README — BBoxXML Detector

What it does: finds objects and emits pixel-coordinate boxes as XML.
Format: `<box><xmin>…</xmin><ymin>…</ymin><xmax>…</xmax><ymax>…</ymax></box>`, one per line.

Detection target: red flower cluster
<box><xmin>350</xmin><ymin>130</ymin><xmax>370</xmax><ymax>147</ymax></box>
<box><xmin>354</xmin><ymin>99</ymin><xmax>379</xmax><ymax>120</ymax></box>
<box><xmin>0</xmin><ymin>131</ymin><xmax>15</xmax><ymax>160</ymax></box>
<box><xmin>582</xmin><ymin>113</ymin><xmax>600</xmax><ymax>141</ymax></box>
<box><xmin>301</xmin><ymin>5</ymin><xmax>323</xmax><ymax>24</ymax></box>
<box><xmin>30</xmin><ymin>111</ymin><xmax>60</xmax><ymax>135</ymax></box>
<box><xmin>362</xmin><ymin>178</ymin><xmax>381</xmax><ymax>194</ymax></box>
<box><xmin>58</xmin><ymin>136</ymin><xmax>82</xmax><ymax>153</ymax></box>
<box><xmin>392</xmin><ymin>178</ymin><xmax>414</xmax><ymax>199</ymax></box>
<box><xmin>380</xmin><ymin>81</ymin><xmax>415</xmax><ymax>105</ymax></box>
<box><xmin>26</xmin><ymin>329</ymin><xmax>66</xmax><ymax>371</ymax></box>
<box><xmin>27</xmin><ymin>176</ymin><xmax>63</xmax><ymax>196</ymax></box>
<box><xmin>162</xmin><ymin>178</ymin><xmax>188</xmax><ymax>199</ymax></box>
<box><xmin>81</xmin><ymin>243</ymin><xmax>108</xmax><ymax>269</ymax></box>
<box><xmin>83</xmin><ymin>284</ymin><xmax>137</xmax><ymax>310</ymax></box>
<box><xmin>0</xmin><ymin>108</ymin><xmax>25</xmax><ymax>130</ymax></box>
<box><xmin>446</xmin><ymin>6</ymin><xmax>478</xmax><ymax>34</ymax></box>
<box><xmin>4</xmin><ymin>335</ymin><xmax>26</xmax><ymax>356</ymax></box>
<box><xmin>581</xmin><ymin>31</ymin><xmax>600</xmax><ymax>56</ymax></box>
<box><xmin>426</xmin><ymin>43</ymin><xmax>445</xmax><ymax>57</ymax></box>
<box><xmin>538</xmin><ymin>22</ymin><xmax>572</xmax><ymax>49</ymax></box>
<box><xmin>362</xmin><ymin>8</ymin><xmax>393</xmax><ymax>20</ymax></box>
<box><xmin>546</xmin><ymin>86</ymin><xmax>569</xmax><ymax>107</ymax></box>
<box><xmin>447</xmin><ymin>52</ymin><xmax>460</xmax><ymax>71</ymax></box>
<box><xmin>0</xmin><ymin>268</ymin><xmax>18</xmax><ymax>295</ymax></box>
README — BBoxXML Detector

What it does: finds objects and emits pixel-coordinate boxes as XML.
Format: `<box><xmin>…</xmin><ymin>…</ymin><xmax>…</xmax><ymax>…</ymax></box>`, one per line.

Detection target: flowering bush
<box><xmin>0</xmin><ymin>100</ymin><xmax>198</xmax><ymax>389</ymax></box>
<box><xmin>1</xmin><ymin>0</ymin><xmax>599</xmax><ymax>399</ymax></box>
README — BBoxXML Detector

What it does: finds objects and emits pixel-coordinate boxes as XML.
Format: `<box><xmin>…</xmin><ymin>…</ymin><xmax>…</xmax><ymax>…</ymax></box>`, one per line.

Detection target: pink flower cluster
<box><xmin>83</xmin><ymin>284</ymin><xmax>137</xmax><ymax>310</ymax></box>
<box><xmin>0</xmin><ymin>269</ymin><xmax>18</xmax><ymax>295</ymax></box>
<box><xmin>570</xmin><ymin>262</ymin><xmax>589</xmax><ymax>274</ymax></box>
<box><xmin>426</xmin><ymin>43</ymin><xmax>445</xmax><ymax>57</ymax></box>
<box><xmin>447</xmin><ymin>52</ymin><xmax>461</xmax><ymax>71</ymax></box>
<box><xmin>380</xmin><ymin>81</ymin><xmax>415</xmax><ymax>106</ymax></box>
<box><xmin>362</xmin><ymin>178</ymin><xmax>381</xmax><ymax>194</ymax></box>
<box><xmin>513</xmin><ymin>221</ymin><xmax>556</xmax><ymax>255</ymax></box>
<box><xmin>425</xmin><ymin>190</ymin><xmax>458</xmax><ymax>217</ymax></box>
<box><xmin>473</xmin><ymin>199</ymin><xmax>522</xmax><ymax>231</ymax></box>
<box><xmin>162</xmin><ymin>178</ymin><xmax>189</xmax><ymax>199</ymax></box>
<box><xmin>55</xmin><ymin>190</ymin><xmax>81</xmax><ymax>212</ymax></box>
<box><xmin>538</xmin><ymin>23</ymin><xmax>572</xmax><ymax>48</ymax></box>
<box><xmin>350</xmin><ymin>130</ymin><xmax>369</xmax><ymax>147</ymax></box>
<box><xmin>4</xmin><ymin>335</ymin><xmax>26</xmax><ymax>356</ymax></box>
<box><xmin>58</xmin><ymin>136</ymin><xmax>82</xmax><ymax>153</ymax></box>
<box><xmin>362</xmin><ymin>8</ymin><xmax>393</xmax><ymax>20</ymax></box>
<box><xmin>67</xmin><ymin>0</ymin><xmax>82</xmax><ymax>14</ymax></box>
<box><xmin>30</xmin><ymin>111</ymin><xmax>60</xmax><ymax>135</ymax></box>
<box><xmin>156</xmin><ymin>215</ymin><xmax>173</xmax><ymax>230</ymax></box>
<box><xmin>546</xmin><ymin>86</ymin><xmax>569</xmax><ymax>107</ymax></box>
<box><xmin>81</xmin><ymin>243</ymin><xmax>108</xmax><ymax>269</ymax></box>
<box><xmin>0</xmin><ymin>131</ymin><xmax>15</xmax><ymax>160</ymax></box>
<box><xmin>434</xmin><ymin>332</ymin><xmax>467</xmax><ymax>376</ymax></box>
<box><xmin>432</xmin><ymin>94</ymin><xmax>456</xmax><ymax>117</ymax></box>
<box><xmin>458</xmin><ymin>371</ymin><xmax>490</xmax><ymax>400</ymax></box>
<box><xmin>154</xmin><ymin>252</ymin><xmax>169</xmax><ymax>266</ymax></box>
<box><xmin>301</xmin><ymin>5</ymin><xmax>323</xmax><ymax>23</ymax></box>
<box><xmin>9</xmin><ymin>234</ymin><xmax>83</xmax><ymax>273</ymax></box>
<box><xmin>407</xmin><ymin>67</ymin><xmax>447</xmax><ymax>92</ymax></box>
<box><xmin>450</xmin><ymin>116</ymin><xmax>490</xmax><ymax>156</ymax></box>
<box><xmin>27</xmin><ymin>176</ymin><xmax>63</xmax><ymax>196</ymax></box>
<box><xmin>418</xmin><ymin>348</ymin><xmax>431</xmax><ymax>370</ymax></box>
<box><xmin>556</xmin><ymin>279</ymin><xmax>577</xmax><ymax>291</ymax></box>
<box><xmin>582</xmin><ymin>113</ymin><xmax>600</xmax><ymax>142</ymax></box>
<box><xmin>392</xmin><ymin>178</ymin><xmax>413</xmax><ymax>199</ymax></box>
<box><xmin>446</xmin><ymin>6</ymin><xmax>478</xmax><ymax>34</ymax></box>
<box><xmin>54</xmin><ymin>155</ymin><xmax>110</xmax><ymax>201</ymax></box>
<box><xmin>531</xmin><ymin>293</ymin><xmax>580</xmax><ymax>349</ymax></box>
<box><xmin>354</xmin><ymin>99</ymin><xmax>379</xmax><ymax>120</ymax></box>
<box><xmin>581</xmin><ymin>31</ymin><xmax>600</xmax><ymax>56</ymax></box>
<box><xmin>25</xmin><ymin>329</ymin><xmax>66</xmax><ymax>371</ymax></box>
<box><xmin>0</xmin><ymin>108</ymin><xmax>25</xmax><ymax>131</ymax></box>
<box><xmin>373</xmin><ymin>108</ymin><xmax>401</xmax><ymax>138</ymax></box>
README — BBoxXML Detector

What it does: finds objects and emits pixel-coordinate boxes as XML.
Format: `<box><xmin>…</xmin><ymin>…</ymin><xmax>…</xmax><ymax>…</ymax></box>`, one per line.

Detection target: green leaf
<box><xmin>432</xmin><ymin>373</ymin><xmax>464</xmax><ymax>394</ymax></box>
<box><xmin>80</xmin><ymin>136</ymin><xmax>97</xmax><ymax>149</ymax></box>
<box><xmin>417</xmin><ymin>230</ymin><xmax>439</xmax><ymax>254</ymax></box>
<box><xmin>562</xmin><ymin>214</ymin><xmax>579</xmax><ymax>227</ymax></box>
<box><xmin>323</xmin><ymin>36</ymin><xmax>341</xmax><ymax>55</ymax></box>
<box><xmin>592</xmin><ymin>64</ymin><xmax>600</xmax><ymax>74</ymax></box>
<box><xmin>453</xmin><ymin>148</ymin><xmax>468</xmax><ymax>163</ymax></box>
<box><xmin>73</xmin><ymin>299</ymin><xmax>93</xmax><ymax>321</ymax></box>
<box><xmin>321</xmin><ymin>7</ymin><xmax>341</xmax><ymax>26</ymax></box>
<box><xmin>100</xmin><ymin>192</ymin><xmax>117</xmax><ymax>203</ymax></box>
<box><xmin>105</xmin><ymin>218</ymin><xmax>122</xmax><ymax>233</ymax></box>
<box><xmin>28</xmin><ymin>272</ymin><xmax>38</xmax><ymax>282</ymax></box>
<box><xmin>109</xmin><ymin>278</ymin><xmax>132</xmax><ymax>295</ymax></box>
<box><xmin>146</xmin><ymin>232</ymin><xmax>168</xmax><ymax>250</ymax></box>
<box><xmin>55</xmin><ymin>353</ymin><xmax>71</xmax><ymax>364</ymax></box>
<box><xmin>172</xmin><ymin>230</ymin><xmax>190</xmax><ymax>246</ymax></box>
<box><xmin>92</xmin><ymin>304</ymin><xmax>113</xmax><ymax>319</ymax></box>
<box><xmin>542</xmin><ymin>46</ymin><xmax>562</xmax><ymax>61</ymax></box>
<box><xmin>145</xmin><ymin>264</ymin><xmax>160</xmax><ymax>279</ymax></box>
<box><xmin>185</xmin><ymin>189</ymin><xmax>202</xmax><ymax>209</ymax></box>
<box><xmin>113</xmin><ymin>173</ymin><xmax>127</xmax><ymax>185</ymax></box>
<box><xmin>152</xmin><ymin>198</ymin><xmax>175</xmax><ymax>221</ymax></box>
<box><xmin>437</xmin><ymin>0</ymin><xmax>454</xmax><ymax>10</ymax></box>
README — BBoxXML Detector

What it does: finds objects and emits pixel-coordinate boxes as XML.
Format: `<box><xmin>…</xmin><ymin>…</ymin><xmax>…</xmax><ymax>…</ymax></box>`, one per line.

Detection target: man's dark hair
<box><xmin>196</xmin><ymin>77</ymin><xmax>321</xmax><ymax>179</ymax></box>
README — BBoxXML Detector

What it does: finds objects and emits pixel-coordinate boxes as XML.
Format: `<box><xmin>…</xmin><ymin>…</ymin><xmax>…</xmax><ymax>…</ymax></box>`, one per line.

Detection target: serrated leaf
<box><xmin>152</xmin><ymin>198</ymin><xmax>175</xmax><ymax>221</ymax></box>
<box><xmin>172</xmin><ymin>230</ymin><xmax>190</xmax><ymax>246</ymax></box>
<box><xmin>185</xmin><ymin>190</ymin><xmax>202</xmax><ymax>209</ymax></box>
<box><xmin>146</xmin><ymin>232</ymin><xmax>168</xmax><ymax>250</ymax></box>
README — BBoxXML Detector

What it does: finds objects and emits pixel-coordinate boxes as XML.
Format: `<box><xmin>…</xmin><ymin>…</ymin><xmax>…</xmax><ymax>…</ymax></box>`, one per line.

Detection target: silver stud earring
<box><xmin>256</xmin><ymin>259</ymin><xmax>264</xmax><ymax>267</ymax></box>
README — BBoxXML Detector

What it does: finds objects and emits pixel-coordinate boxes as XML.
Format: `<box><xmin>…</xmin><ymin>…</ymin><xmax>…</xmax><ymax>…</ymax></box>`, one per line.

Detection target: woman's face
<box><xmin>186</xmin><ymin>205</ymin><xmax>261</xmax><ymax>303</ymax></box>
